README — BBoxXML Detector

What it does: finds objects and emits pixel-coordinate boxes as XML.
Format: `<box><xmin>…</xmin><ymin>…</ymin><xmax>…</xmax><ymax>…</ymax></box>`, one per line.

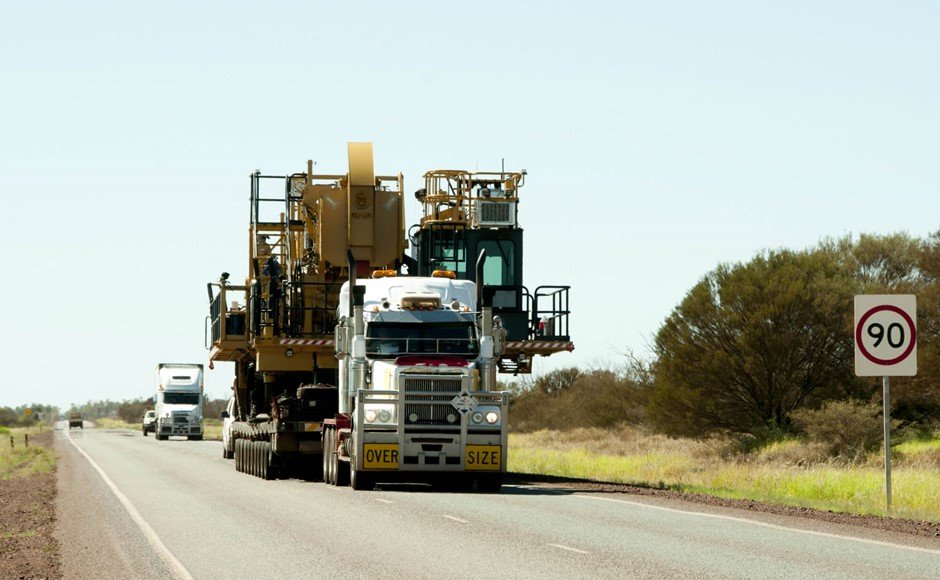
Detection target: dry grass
<box><xmin>0</xmin><ymin>429</ymin><xmax>56</xmax><ymax>480</ymax></box>
<box><xmin>509</xmin><ymin>427</ymin><xmax>940</xmax><ymax>522</ymax></box>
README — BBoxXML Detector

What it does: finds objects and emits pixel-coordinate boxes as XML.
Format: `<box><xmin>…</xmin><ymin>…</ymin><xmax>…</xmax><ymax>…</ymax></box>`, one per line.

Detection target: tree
<box><xmin>649</xmin><ymin>248</ymin><xmax>861</xmax><ymax>437</ymax></box>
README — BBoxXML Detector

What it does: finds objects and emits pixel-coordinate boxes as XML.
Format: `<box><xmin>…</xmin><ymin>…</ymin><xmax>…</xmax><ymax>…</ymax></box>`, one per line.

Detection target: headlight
<box><xmin>471</xmin><ymin>406</ymin><xmax>501</xmax><ymax>426</ymax></box>
<box><xmin>363</xmin><ymin>404</ymin><xmax>395</xmax><ymax>424</ymax></box>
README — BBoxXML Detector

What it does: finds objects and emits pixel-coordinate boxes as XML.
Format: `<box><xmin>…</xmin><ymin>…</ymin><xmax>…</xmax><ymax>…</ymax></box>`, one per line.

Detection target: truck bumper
<box><xmin>159</xmin><ymin>423</ymin><xmax>203</xmax><ymax>436</ymax></box>
<box><xmin>358</xmin><ymin>431</ymin><xmax>504</xmax><ymax>473</ymax></box>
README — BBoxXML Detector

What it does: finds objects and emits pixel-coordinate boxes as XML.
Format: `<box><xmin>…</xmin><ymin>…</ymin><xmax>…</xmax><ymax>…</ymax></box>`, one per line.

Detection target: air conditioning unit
<box><xmin>474</xmin><ymin>200</ymin><xmax>516</xmax><ymax>227</ymax></box>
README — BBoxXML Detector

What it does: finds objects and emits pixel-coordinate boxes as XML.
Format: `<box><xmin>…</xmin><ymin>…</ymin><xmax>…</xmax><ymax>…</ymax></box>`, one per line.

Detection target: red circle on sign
<box><xmin>856</xmin><ymin>305</ymin><xmax>917</xmax><ymax>366</ymax></box>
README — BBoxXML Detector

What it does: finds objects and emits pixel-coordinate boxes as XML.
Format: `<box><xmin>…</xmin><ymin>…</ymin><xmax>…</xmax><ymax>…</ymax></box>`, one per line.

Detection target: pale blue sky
<box><xmin>2</xmin><ymin>1</ymin><xmax>938</xmax><ymax>408</ymax></box>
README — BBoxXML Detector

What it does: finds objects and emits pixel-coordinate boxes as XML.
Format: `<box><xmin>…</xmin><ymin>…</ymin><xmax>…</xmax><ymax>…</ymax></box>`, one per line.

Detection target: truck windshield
<box><xmin>366</xmin><ymin>322</ymin><xmax>478</xmax><ymax>357</ymax></box>
<box><xmin>163</xmin><ymin>393</ymin><xmax>200</xmax><ymax>405</ymax></box>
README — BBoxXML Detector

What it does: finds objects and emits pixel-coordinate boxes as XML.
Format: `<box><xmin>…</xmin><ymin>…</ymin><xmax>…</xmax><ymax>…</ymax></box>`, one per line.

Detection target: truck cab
<box><xmin>154</xmin><ymin>364</ymin><xmax>205</xmax><ymax>441</ymax></box>
<box><xmin>328</xmin><ymin>271</ymin><xmax>507</xmax><ymax>491</ymax></box>
<box><xmin>68</xmin><ymin>412</ymin><xmax>83</xmax><ymax>429</ymax></box>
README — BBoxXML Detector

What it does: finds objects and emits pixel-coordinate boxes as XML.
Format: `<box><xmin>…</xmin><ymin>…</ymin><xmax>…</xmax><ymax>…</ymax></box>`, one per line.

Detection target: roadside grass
<box><xmin>203</xmin><ymin>419</ymin><xmax>222</xmax><ymax>441</ymax></box>
<box><xmin>508</xmin><ymin>427</ymin><xmax>940</xmax><ymax>522</ymax></box>
<box><xmin>0</xmin><ymin>429</ymin><xmax>56</xmax><ymax>480</ymax></box>
<box><xmin>93</xmin><ymin>418</ymin><xmax>138</xmax><ymax>430</ymax></box>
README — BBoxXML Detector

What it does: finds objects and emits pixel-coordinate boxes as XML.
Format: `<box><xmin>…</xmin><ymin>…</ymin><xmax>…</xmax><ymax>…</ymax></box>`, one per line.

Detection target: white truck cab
<box><xmin>154</xmin><ymin>363</ymin><xmax>205</xmax><ymax>441</ymax></box>
<box><xmin>327</xmin><ymin>272</ymin><xmax>507</xmax><ymax>491</ymax></box>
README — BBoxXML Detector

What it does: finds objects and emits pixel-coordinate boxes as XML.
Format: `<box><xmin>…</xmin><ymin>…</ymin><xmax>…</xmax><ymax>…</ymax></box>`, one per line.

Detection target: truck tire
<box><xmin>143</xmin><ymin>427</ymin><xmax>148</xmax><ymax>437</ymax></box>
<box><xmin>188</xmin><ymin>435</ymin><xmax>203</xmax><ymax>441</ymax></box>
<box><xmin>323</xmin><ymin>429</ymin><xmax>333</xmax><ymax>484</ymax></box>
<box><xmin>249</xmin><ymin>441</ymin><xmax>257</xmax><ymax>477</ymax></box>
<box><xmin>350</xmin><ymin>459</ymin><xmax>373</xmax><ymax>491</ymax></box>
<box><xmin>333</xmin><ymin>440</ymin><xmax>349</xmax><ymax>487</ymax></box>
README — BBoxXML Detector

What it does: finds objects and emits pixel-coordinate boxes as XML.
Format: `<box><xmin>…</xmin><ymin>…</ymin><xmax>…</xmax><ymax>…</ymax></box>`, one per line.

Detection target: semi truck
<box><xmin>154</xmin><ymin>363</ymin><xmax>204</xmax><ymax>441</ymax></box>
<box><xmin>206</xmin><ymin>143</ymin><xmax>572</xmax><ymax>490</ymax></box>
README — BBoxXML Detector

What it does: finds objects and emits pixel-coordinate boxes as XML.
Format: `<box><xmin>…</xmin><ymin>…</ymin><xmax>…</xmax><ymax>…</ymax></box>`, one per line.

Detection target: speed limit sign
<box><xmin>854</xmin><ymin>295</ymin><xmax>917</xmax><ymax>377</ymax></box>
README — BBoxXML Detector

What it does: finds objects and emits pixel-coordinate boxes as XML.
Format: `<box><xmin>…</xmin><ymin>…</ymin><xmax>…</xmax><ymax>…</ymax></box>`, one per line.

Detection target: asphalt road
<box><xmin>53</xmin><ymin>425</ymin><xmax>940</xmax><ymax>579</ymax></box>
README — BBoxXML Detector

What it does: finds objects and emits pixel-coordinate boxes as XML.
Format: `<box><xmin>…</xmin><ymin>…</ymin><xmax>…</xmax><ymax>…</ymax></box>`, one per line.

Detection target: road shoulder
<box><xmin>54</xmin><ymin>430</ymin><xmax>173</xmax><ymax>579</ymax></box>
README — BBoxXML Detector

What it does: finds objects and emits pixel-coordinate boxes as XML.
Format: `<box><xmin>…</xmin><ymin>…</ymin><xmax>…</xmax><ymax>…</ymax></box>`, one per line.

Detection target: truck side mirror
<box><xmin>220</xmin><ymin>410</ymin><xmax>230</xmax><ymax>419</ymax></box>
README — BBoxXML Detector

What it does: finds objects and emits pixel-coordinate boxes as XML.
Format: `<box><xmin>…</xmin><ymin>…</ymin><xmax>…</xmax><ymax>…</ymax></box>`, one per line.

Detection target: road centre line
<box><xmin>548</xmin><ymin>543</ymin><xmax>590</xmax><ymax>555</ymax></box>
<box><xmin>576</xmin><ymin>494</ymin><xmax>940</xmax><ymax>556</ymax></box>
<box><xmin>65</xmin><ymin>431</ymin><xmax>194</xmax><ymax>579</ymax></box>
<box><xmin>443</xmin><ymin>514</ymin><xmax>469</xmax><ymax>524</ymax></box>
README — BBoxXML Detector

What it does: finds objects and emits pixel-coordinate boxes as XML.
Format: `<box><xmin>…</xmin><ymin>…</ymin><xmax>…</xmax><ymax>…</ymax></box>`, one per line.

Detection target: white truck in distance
<box><xmin>154</xmin><ymin>363</ymin><xmax>205</xmax><ymax>441</ymax></box>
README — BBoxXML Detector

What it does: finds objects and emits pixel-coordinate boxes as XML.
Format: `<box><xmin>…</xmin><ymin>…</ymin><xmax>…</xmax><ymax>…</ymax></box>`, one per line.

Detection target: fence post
<box><xmin>9</xmin><ymin>435</ymin><xmax>14</xmax><ymax>450</ymax></box>
<box><xmin>25</xmin><ymin>433</ymin><xmax>29</xmax><ymax>448</ymax></box>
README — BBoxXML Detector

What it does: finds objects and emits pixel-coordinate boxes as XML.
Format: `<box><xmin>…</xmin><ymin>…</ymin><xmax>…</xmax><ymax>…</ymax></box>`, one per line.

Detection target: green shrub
<box><xmin>510</xmin><ymin>366</ymin><xmax>652</xmax><ymax>432</ymax></box>
<box><xmin>792</xmin><ymin>400</ymin><xmax>888</xmax><ymax>460</ymax></box>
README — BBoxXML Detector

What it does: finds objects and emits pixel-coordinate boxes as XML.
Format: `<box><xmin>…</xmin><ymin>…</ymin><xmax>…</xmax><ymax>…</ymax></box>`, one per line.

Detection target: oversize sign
<box><xmin>854</xmin><ymin>295</ymin><xmax>917</xmax><ymax>377</ymax></box>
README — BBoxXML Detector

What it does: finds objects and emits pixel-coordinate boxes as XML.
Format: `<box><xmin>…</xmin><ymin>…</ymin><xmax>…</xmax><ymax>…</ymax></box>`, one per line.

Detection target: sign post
<box><xmin>854</xmin><ymin>294</ymin><xmax>917</xmax><ymax>512</ymax></box>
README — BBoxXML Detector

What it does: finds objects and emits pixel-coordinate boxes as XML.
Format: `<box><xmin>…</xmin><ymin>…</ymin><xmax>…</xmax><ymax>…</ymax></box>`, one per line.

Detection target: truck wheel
<box><xmin>350</xmin><ymin>459</ymin><xmax>373</xmax><ymax>491</ymax></box>
<box><xmin>249</xmin><ymin>441</ymin><xmax>257</xmax><ymax>477</ymax></box>
<box><xmin>142</xmin><ymin>428</ymin><xmax>148</xmax><ymax>437</ymax></box>
<box><xmin>322</xmin><ymin>429</ymin><xmax>333</xmax><ymax>484</ymax></box>
<box><xmin>477</xmin><ymin>474</ymin><xmax>503</xmax><ymax>493</ymax></box>
<box><xmin>188</xmin><ymin>435</ymin><xmax>203</xmax><ymax>441</ymax></box>
<box><xmin>334</xmin><ymin>442</ymin><xmax>349</xmax><ymax>487</ymax></box>
<box><xmin>223</xmin><ymin>443</ymin><xmax>233</xmax><ymax>459</ymax></box>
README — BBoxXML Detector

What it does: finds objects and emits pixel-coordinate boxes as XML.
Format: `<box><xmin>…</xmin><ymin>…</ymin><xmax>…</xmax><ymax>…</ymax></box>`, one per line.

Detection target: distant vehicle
<box><xmin>154</xmin><ymin>363</ymin><xmax>204</xmax><ymax>441</ymax></box>
<box><xmin>142</xmin><ymin>410</ymin><xmax>156</xmax><ymax>436</ymax></box>
<box><xmin>68</xmin><ymin>412</ymin><xmax>83</xmax><ymax>429</ymax></box>
<box><xmin>221</xmin><ymin>397</ymin><xmax>235</xmax><ymax>459</ymax></box>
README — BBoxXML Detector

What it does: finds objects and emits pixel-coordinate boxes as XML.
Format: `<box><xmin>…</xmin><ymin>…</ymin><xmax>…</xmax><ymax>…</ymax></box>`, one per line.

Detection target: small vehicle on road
<box><xmin>221</xmin><ymin>397</ymin><xmax>235</xmax><ymax>459</ymax></box>
<box><xmin>142</xmin><ymin>410</ymin><xmax>156</xmax><ymax>436</ymax></box>
<box><xmin>68</xmin><ymin>412</ymin><xmax>83</xmax><ymax>429</ymax></box>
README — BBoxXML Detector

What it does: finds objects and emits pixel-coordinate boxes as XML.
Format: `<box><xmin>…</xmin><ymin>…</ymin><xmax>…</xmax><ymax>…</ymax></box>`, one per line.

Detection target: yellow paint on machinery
<box><xmin>209</xmin><ymin>143</ymin><xmax>405</xmax><ymax>376</ymax></box>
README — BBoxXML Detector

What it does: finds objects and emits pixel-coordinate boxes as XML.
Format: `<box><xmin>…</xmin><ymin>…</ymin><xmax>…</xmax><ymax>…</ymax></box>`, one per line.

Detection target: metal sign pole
<box><xmin>883</xmin><ymin>375</ymin><xmax>892</xmax><ymax>512</ymax></box>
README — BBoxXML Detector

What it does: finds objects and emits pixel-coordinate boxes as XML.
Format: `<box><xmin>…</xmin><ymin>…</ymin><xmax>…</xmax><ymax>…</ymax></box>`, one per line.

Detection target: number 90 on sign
<box><xmin>854</xmin><ymin>295</ymin><xmax>917</xmax><ymax>377</ymax></box>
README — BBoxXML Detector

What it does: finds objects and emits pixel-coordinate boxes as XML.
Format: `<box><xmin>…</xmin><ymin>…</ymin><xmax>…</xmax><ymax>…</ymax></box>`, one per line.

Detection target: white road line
<box><xmin>548</xmin><ymin>543</ymin><xmax>589</xmax><ymax>555</ymax></box>
<box><xmin>373</xmin><ymin>498</ymin><xmax>394</xmax><ymax>504</ymax></box>
<box><xmin>576</xmin><ymin>494</ymin><xmax>940</xmax><ymax>556</ymax></box>
<box><xmin>65</xmin><ymin>432</ymin><xmax>194</xmax><ymax>579</ymax></box>
<box><xmin>443</xmin><ymin>514</ymin><xmax>469</xmax><ymax>524</ymax></box>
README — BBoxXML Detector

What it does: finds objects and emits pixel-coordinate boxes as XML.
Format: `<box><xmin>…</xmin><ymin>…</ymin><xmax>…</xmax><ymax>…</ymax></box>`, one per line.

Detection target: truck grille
<box><xmin>172</xmin><ymin>414</ymin><xmax>190</xmax><ymax>424</ymax></box>
<box><xmin>403</xmin><ymin>376</ymin><xmax>463</xmax><ymax>426</ymax></box>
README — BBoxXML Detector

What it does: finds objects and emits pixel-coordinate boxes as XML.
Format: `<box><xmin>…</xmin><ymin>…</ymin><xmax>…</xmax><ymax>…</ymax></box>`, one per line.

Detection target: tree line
<box><xmin>511</xmin><ymin>232</ymin><xmax>940</xmax><ymax>442</ymax></box>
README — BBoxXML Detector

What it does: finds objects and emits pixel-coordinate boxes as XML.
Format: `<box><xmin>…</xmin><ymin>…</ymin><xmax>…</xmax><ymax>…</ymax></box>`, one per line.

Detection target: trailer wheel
<box><xmin>249</xmin><ymin>441</ymin><xmax>257</xmax><ymax>477</ymax></box>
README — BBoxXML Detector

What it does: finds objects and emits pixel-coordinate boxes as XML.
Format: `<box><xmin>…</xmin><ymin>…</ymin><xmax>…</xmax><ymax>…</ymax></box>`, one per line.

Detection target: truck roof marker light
<box><xmin>372</xmin><ymin>269</ymin><xmax>397</xmax><ymax>279</ymax></box>
<box><xmin>432</xmin><ymin>270</ymin><xmax>456</xmax><ymax>279</ymax></box>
